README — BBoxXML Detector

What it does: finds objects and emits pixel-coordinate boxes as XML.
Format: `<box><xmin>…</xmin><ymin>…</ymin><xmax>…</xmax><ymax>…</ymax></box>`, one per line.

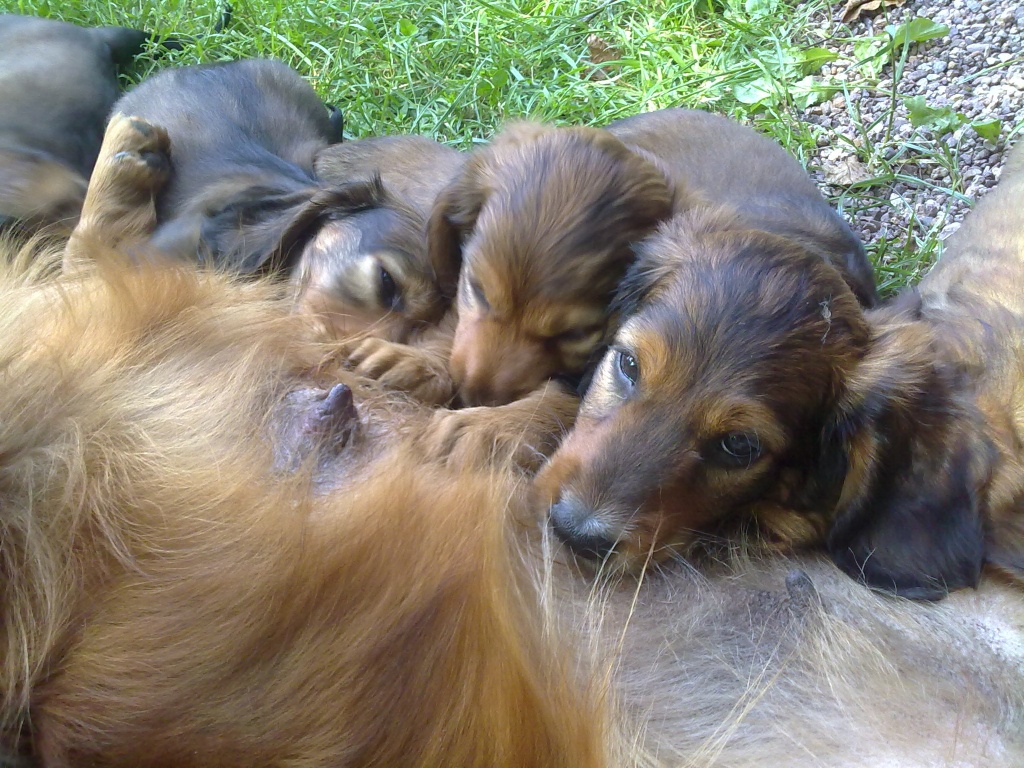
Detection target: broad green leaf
<box><xmin>397</xmin><ymin>18</ymin><xmax>418</xmax><ymax>36</ymax></box>
<box><xmin>903</xmin><ymin>95</ymin><xmax>966</xmax><ymax>136</ymax></box>
<box><xmin>790</xmin><ymin>75</ymin><xmax>840</xmax><ymax>109</ymax></box>
<box><xmin>971</xmin><ymin>119</ymin><xmax>1002</xmax><ymax>142</ymax></box>
<box><xmin>744</xmin><ymin>0</ymin><xmax>778</xmax><ymax>18</ymax></box>
<box><xmin>796</xmin><ymin>47</ymin><xmax>839</xmax><ymax>75</ymax></box>
<box><xmin>852</xmin><ymin>37</ymin><xmax>886</xmax><ymax>79</ymax></box>
<box><xmin>733</xmin><ymin>77</ymin><xmax>777</xmax><ymax>106</ymax></box>
<box><xmin>887</xmin><ymin>17</ymin><xmax>950</xmax><ymax>47</ymax></box>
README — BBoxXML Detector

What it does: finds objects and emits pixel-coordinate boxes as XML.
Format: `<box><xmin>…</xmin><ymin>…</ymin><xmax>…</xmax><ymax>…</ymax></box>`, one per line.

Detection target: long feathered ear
<box><xmin>200</xmin><ymin>179</ymin><xmax>389</xmax><ymax>274</ymax></box>
<box><xmin>426</xmin><ymin>156</ymin><xmax>488</xmax><ymax>302</ymax></box>
<box><xmin>822</xmin><ymin>315</ymin><xmax>989</xmax><ymax>600</ymax></box>
<box><xmin>426</xmin><ymin>121</ymin><xmax>558</xmax><ymax>302</ymax></box>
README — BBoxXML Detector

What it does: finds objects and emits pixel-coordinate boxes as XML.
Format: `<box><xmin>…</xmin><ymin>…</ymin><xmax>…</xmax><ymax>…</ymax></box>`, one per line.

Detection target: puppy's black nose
<box><xmin>549</xmin><ymin>498</ymin><xmax>615</xmax><ymax>562</ymax></box>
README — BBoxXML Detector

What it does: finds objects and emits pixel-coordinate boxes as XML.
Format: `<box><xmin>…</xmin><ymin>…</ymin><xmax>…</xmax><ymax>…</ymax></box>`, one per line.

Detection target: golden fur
<box><xmin>1</xmin><ymin>114</ymin><xmax>1024</xmax><ymax>766</ymax></box>
<box><xmin>539</xmin><ymin>141</ymin><xmax>1024</xmax><ymax>600</ymax></box>
<box><xmin>6</xmin><ymin>243</ymin><xmax>1024</xmax><ymax>767</ymax></box>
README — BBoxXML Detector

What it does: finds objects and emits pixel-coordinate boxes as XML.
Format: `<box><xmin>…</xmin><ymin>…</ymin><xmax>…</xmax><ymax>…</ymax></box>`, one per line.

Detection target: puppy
<box><xmin>425</xmin><ymin>108</ymin><xmax>875</xmax><ymax>406</ymax></box>
<box><xmin>540</xmin><ymin>140</ymin><xmax>1024</xmax><ymax>600</ymax></box>
<box><xmin>111</xmin><ymin>61</ymin><xmax>460</xmax><ymax>343</ymax></box>
<box><xmin>3</xmin><ymin>114</ymin><xmax>1023</xmax><ymax>767</ymax></box>
<box><xmin>0</xmin><ymin>14</ymin><xmax>154</xmax><ymax>233</ymax></box>
<box><xmin>111</xmin><ymin>58</ymin><xmax>340</xmax><ymax>270</ymax></box>
<box><xmin>298</xmin><ymin>134</ymin><xmax>464</xmax><ymax>344</ymax></box>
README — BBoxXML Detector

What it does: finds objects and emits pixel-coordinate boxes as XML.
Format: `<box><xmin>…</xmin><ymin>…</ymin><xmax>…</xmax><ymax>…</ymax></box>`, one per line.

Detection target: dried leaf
<box><xmin>841</xmin><ymin>0</ymin><xmax>906</xmax><ymax>24</ymax></box>
<box><xmin>821</xmin><ymin>154</ymin><xmax>873</xmax><ymax>186</ymax></box>
<box><xmin>585</xmin><ymin>34</ymin><xmax>622</xmax><ymax>81</ymax></box>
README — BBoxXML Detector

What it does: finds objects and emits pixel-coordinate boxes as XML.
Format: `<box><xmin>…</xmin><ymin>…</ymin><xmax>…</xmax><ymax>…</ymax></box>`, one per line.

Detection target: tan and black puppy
<box><xmin>116</xmin><ymin>62</ymin><xmax>461</xmax><ymax>343</ymax></box>
<box><xmin>0</xmin><ymin>14</ymin><xmax>155</xmax><ymax>233</ymax></box>
<box><xmin>299</xmin><ymin>134</ymin><xmax>464</xmax><ymax>344</ymax></box>
<box><xmin>114</xmin><ymin>58</ymin><xmax>341</xmax><ymax>271</ymax></box>
<box><xmin>426</xmin><ymin>108</ymin><xmax>876</xmax><ymax>406</ymax></box>
<box><xmin>540</xmin><ymin>142</ymin><xmax>1024</xmax><ymax>600</ymax></box>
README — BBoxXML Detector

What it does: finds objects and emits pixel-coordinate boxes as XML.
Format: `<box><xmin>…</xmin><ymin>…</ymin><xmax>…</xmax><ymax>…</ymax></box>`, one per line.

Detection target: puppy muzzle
<box><xmin>549</xmin><ymin>495</ymin><xmax>617</xmax><ymax>562</ymax></box>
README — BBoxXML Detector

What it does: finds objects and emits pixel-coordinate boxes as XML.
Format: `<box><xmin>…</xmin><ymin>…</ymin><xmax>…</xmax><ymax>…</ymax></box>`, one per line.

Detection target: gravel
<box><xmin>799</xmin><ymin>0</ymin><xmax>1023</xmax><ymax>278</ymax></box>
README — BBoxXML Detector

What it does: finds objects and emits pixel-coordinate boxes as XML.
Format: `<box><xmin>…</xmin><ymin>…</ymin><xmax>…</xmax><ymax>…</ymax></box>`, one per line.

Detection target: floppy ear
<box><xmin>426</xmin><ymin>121</ymin><xmax>559</xmax><ymax>302</ymax></box>
<box><xmin>200</xmin><ymin>180</ymin><xmax>388</xmax><ymax>274</ymax></box>
<box><xmin>91</xmin><ymin>27</ymin><xmax>151</xmax><ymax>64</ymax></box>
<box><xmin>822</xmin><ymin>319</ymin><xmax>988</xmax><ymax>600</ymax></box>
<box><xmin>426</xmin><ymin>155</ymin><xmax>489</xmax><ymax>302</ymax></box>
<box><xmin>568</xmin><ymin>127</ymin><xmax>676</xmax><ymax>238</ymax></box>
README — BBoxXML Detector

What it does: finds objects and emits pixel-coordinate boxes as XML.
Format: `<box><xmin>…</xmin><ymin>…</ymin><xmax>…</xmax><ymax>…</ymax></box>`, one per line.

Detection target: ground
<box><xmin>3</xmin><ymin>0</ymin><xmax>1021</xmax><ymax>295</ymax></box>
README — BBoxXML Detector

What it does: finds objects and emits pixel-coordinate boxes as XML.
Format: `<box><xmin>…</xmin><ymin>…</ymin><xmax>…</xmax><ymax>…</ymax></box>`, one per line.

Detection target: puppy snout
<box><xmin>549</xmin><ymin>496</ymin><xmax>616</xmax><ymax>562</ymax></box>
<box><xmin>455</xmin><ymin>346</ymin><xmax>548</xmax><ymax>407</ymax></box>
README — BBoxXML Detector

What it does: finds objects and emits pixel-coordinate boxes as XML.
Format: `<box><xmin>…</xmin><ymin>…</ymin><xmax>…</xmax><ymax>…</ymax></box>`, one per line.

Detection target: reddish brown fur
<box><xmin>432</xmin><ymin>119</ymin><xmax>675</xmax><ymax>406</ymax></box>
<box><xmin>0</xmin><ymin>252</ymin><xmax>604</xmax><ymax>767</ymax></box>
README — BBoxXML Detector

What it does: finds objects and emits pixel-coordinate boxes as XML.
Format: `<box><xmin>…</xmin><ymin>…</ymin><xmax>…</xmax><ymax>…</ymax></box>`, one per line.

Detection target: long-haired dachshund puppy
<box><xmin>109</xmin><ymin>59</ymin><xmax>462</xmax><ymax>342</ymax></box>
<box><xmin>540</xmin><ymin>141</ymin><xmax>1024</xmax><ymax>600</ymax></box>
<box><xmin>2</xmin><ymin>114</ymin><xmax>1023</xmax><ymax>767</ymax></box>
<box><xmin>421</xmin><ymin>107</ymin><xmax>876</xmax><ymax>406</ymax></box>
<box><xmin>0</xmin><ymin>14</ymin><xmax>156</xmax><ymax>233</ymax></box>
<box><xmin>111</xmin><ymin>58</ymin><xmax>340</xmax><ymax>270</ymax></box>
<box><xmin>298</xmin><ymin>134</ymin><xmax>464</xmax><ymax>345</ymax></box>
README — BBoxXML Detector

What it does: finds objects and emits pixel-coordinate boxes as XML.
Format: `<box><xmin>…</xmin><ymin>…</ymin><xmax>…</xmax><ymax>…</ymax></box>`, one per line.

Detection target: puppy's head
<box><xmin>536</xmin><ymin>211</ymin><xmax>871</xmax><ymax>568</ymax></box>
<box><xmin>199</xmin><ymin>178</ymin><xmax>446</xmax><ymax>343</ymax></box>
<box><xmin>301</xmin><ymin>136</ymin><xmax>466</xmax><ymax>341</ymax></box>
<box><xmin>291</xmin><ymin>180</ymin><xmax>447</xmax><ymax>342</ymax></box>
<box><xmin>431</xmin><ymin>121</ymin><xmax>674</xmax><ymax>405</ymax></box>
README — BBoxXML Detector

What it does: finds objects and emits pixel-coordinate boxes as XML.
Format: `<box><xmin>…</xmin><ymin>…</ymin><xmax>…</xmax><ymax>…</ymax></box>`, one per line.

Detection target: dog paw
<box><xmin>343</xmin><ymin>337</ymin><xmax>455</xmax><ymax>406</ymax></box>
<box><xmin>424</xmin><ymin>382</ymin><xmax>579</xmax><ymax>472</ymax></box>
<box><xmin>100</xmin><ymin>114</ymin><xmax>171</xmax><ymax>195</ymax></box>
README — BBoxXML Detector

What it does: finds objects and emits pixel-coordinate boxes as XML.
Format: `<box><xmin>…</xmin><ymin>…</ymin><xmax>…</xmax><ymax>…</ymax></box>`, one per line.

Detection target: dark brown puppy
<box><xmin>540</xmin><ymin>142</ymin><xmax>1024</xmax><ymax>600</ymax></box>
<box><xmin>300</xmin><ymin>134</ymin><xmax>464</xmax><ymax>343</ymax></box>
<box><xmin>429</xmin><ymin>108</ymin><xmax>875</xmax><ymax>406</ymax></box>
<box><xmin>0</xmin><ymin>14</ymin><xmax>153</xmax><ymax>233</ymax></box>
<box><xmin>114</xmin><ymin>58</ymin><xmax>340</xmax><ymax>271</ymax></box>
<box><xmin>116</xmin><ymin>61</ymin><xmax>460</xmax><ymax>342</ymax></box>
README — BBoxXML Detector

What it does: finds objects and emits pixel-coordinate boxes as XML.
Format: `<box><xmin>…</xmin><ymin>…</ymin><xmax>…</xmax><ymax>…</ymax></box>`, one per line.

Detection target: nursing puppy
<box><xmin>3</xmin><ymin>114</ymin><xmax>1023</xmax><ymax>767</ymax></box>
<box><xmin>113</xmin><ymin>62</ymin><xmax>459</xmax><ymax>341</ymax></box>
<box><xmin>112</xmin><ymin>58</ymin><xmax>340</xmax><ymax>271</ymax></box>
<box><xmin>424</xmin><ymin>108</ymin><xmax>875</xmax><ymax>406</ymax></box>
<box><xmin>0</xmin><ymin>14</ymin><xmax>154</xmax><ymax>233</ymax></box>
<box><xmin>540</xmin><ymin>141</ymin><xmax>1024</xmax><ymax>600</ymax></box>
<box><xmin>297</xmin><ymin>134</ymin><xmax>464</xmax><ymax>345</ymax></box>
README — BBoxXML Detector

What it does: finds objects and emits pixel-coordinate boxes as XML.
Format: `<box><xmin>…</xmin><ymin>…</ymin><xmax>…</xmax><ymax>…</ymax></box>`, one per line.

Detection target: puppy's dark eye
<box><xmin>378</xmin><ymin>265</ymin><xmax>401</xmax><ymax>311</ymax></box>
<box><xmin>616</xmin><ymin>349</ymin><xmax>639</xmax><ymax>386</ymax></box>
<box><xmin>714</xmin><ymin>432</ymin><xmax>762</xmax><ymax>466</ymax></box>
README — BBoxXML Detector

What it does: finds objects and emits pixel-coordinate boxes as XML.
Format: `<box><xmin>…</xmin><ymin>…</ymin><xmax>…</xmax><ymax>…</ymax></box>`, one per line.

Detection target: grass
<box><xmin>3</xmin><ymin>0</ymin><xmax>1021</xmax><ymax>294</ymax></box>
